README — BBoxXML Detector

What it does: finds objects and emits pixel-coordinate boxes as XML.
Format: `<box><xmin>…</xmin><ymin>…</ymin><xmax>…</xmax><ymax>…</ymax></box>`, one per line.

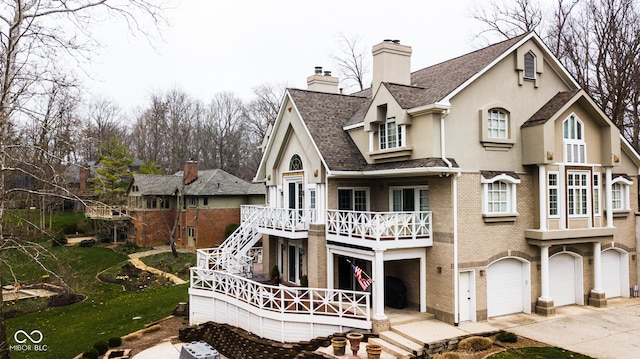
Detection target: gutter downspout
<box><xmin>440</xmin><ymin>110</ymin><xmax>459</xmax><ymax>326</ymax></box>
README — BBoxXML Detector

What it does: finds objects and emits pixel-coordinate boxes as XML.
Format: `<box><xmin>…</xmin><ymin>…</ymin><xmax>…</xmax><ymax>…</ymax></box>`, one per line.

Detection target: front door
<box><xmin>459</xmin><ymin>271</ymin><xmax>473</xmax><ymax>322</ymax></box>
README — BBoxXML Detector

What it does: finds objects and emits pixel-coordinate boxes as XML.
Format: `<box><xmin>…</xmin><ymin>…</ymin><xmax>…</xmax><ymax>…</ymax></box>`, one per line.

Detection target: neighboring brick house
<box><xmin>189</xmin><ymin>32</ymin><xmax>640</xmax><ymax>341</ymax></box>
<box><xmin>126</xmin><ymin>161</ymin><xmax>265</xmax><ymax>248</ymax></box>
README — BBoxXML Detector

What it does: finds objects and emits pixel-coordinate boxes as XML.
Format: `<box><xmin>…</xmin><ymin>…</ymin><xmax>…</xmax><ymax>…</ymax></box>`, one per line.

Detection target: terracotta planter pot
<box><xmin>346</xmin><ymin>332</ymin><xmax>364</xmax><ymax>359</ymax></box>
<box><xmin>366</xmin><ymin>343</ymin><xmax>383</xmax><ymax>359</ymax></box>
<box><xmin>331</xmin><ymin>336</ymin><xmax>347</xmax><ymax>356</ymax></box>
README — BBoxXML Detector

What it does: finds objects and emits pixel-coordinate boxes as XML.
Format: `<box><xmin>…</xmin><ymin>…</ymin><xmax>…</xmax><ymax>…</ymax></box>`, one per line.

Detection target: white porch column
<box><xmin>539</xmin><ymin>165</ymin><xmax>547</xmax><ymax>230</ymax></box>
<box><xmin>593</xmin><ymin>242</ymin><xmax>603</xmax><ymax>292</ymax></box>
<box><xmin>326</xmin><ymin>247</ymin><xmax>334</xmax><ymax>290</ymax></box>
<box><xmin>606</xmin><ymin>168</ymin><xmax>613</xmax><ymax>227</ymax></box>
<box><xmin>539</xmin><ymin>245</ymin><xmax>551</xmax><ymax>300</ymax></box>
<box><xmin>558</xmin><ymin>164</ymin><xmax>566</xmax><ymax>229</ymax></box>
<box><xmin>373</xmin><ymin>249</ymin><xmax>386</xmax><ymax>320</ymax></box>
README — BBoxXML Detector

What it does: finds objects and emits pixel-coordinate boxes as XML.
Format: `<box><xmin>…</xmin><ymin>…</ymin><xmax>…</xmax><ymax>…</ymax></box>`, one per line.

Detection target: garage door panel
<box><xmin>550</xmin><ymin>254</ymin><xmax>576</xmax><ymax>307</ymax></box>
<box><xmin>602</xmin><ymin>251</ymin><xmax>621</xmax><ymax>298</ymax></box>
<box><xmin>487</xmin><ymin>259</ymin><xmax>523</xmax><ymax>317</ymax></box>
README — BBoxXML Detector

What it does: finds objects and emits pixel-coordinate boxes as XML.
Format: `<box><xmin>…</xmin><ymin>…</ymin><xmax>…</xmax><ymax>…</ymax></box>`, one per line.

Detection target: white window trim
<box><xmin>388</xmin><ymin>186</ymin><xmax>430</xmax><ymax>212</ymax></box>
<box><xmin>548</xmin><ymin>171</ymin><xmax>559</xmax><ymax>218</ymax></box>
<box><xmin>567</xmin><ymin>170</ymin><xmax>590</xmax><ymax>218</ymax></box>
<box><xmin>611</xmin><ymin>177</ymin><xmax>632</xmax><ymax>211</ymax></box>
<box><xmin>487</xmin><ymin>109</ymin><xmax>508</xmax><ymax>140</ymax></box>
<box><xmin>563</xmin><ymin>114</ymin><xmax>586</xmax><ymax>164</ymax></box>
<box><xmin>337</xmin><ymin>187</ymin><xmax>370</xmax><ymax>211</ymax></box>
<box><xmin>481</xmin><ymin>174</ymin><xmax>520</xmax><ymax>216</ymax></box>
<box><xmin>379</xmin><ymin>117</ymin><xmax>406</xmax><ymax>150</ymax></box>
<box><xmin>593</xmin><ymin>173</ymin><xmax>601</xmax><ymax>217</ymax></box>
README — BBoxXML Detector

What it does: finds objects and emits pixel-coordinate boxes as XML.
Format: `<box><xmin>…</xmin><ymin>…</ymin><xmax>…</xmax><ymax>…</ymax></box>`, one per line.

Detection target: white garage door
<box><xmin>550</xmin><ymin>254</ymin><xmax>577</xmax><ymax>306</ymax></box>
<box><xmin>487</xmin><ymin>259</ymin><xmax>524</xmax><ymax>317</ymax></box>
<box><xmin>602</xmin><ymin>250</ymin><xmax>622</xmax><ymax>298</ymax></box>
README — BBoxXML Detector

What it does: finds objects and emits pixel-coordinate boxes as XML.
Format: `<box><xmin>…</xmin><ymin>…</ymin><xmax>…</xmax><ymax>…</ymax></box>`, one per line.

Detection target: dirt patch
<box><xmin>447</xmin><ymin>334</ymin><xmax>549</xmax><ymax>359</ymax></box>
<box><xmin>122</xmin><ymin>316</ymin><xmax>189</xmax><ymax>357</ymax></box>
<box><xmin>98</xmin><ymin>262</ymin><xmax>172</xmax><ymax>292</ymax></box>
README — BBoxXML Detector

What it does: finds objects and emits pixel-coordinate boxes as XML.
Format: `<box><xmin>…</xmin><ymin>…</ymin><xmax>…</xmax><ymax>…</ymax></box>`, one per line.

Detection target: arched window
<box><xmin>563</xmin><ymin>114</ymin><xmax>586</xmax><ymax>163</ymax></box>
<box><xmin>289</xmin><ymin>154</ymin><xmax>303</xmax><ymax>171</ymax></box>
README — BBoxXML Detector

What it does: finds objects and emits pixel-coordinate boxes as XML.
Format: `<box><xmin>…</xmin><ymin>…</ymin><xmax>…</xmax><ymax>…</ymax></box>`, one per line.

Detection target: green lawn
<box><xmin>488</xmin><ymin>347</ymin><xmax>595</xmax><ymax>358</ymax></box>
<box><xmin>3</xmin><ymin>245</ymin><xmax>188</xmax><ymax>358</ymax></box>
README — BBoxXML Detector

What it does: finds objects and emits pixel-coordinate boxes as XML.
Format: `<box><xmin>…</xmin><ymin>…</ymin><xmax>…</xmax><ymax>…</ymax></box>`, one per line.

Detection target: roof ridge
<box><xmin>287</xmin><ymin>88</ymin><xmax>369</xmax><ymax>98</ymax></box>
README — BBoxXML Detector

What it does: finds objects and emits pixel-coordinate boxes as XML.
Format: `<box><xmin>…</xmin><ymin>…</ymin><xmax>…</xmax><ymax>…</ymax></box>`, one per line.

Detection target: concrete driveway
<box><xmin>488</xmin><ymin>297</ymin><xmax>640</xmax><ymax>359</ymax></box>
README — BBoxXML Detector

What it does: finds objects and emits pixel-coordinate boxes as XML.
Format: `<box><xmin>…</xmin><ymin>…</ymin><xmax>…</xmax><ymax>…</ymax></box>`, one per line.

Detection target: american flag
<box><xmin>351</xmin><ymin>263</ymin><xmax>373</xmax><ymax>291</ymax></box>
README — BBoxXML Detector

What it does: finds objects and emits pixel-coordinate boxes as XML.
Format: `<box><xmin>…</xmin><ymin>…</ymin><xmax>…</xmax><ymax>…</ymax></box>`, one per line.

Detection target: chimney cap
<box><xmin>314</xmin><ymin>66</ymin><xmax>323</xmax><ymax>74</ymax></box>
<box><xmin>392</xmin><ymin>39</ymin><xmax>400</xmax><ymax>44</ymax></box>
<box><xmin>324</xmin><ymin>70</ymin><xmax>332</xmax><ymax>76</ymax></box>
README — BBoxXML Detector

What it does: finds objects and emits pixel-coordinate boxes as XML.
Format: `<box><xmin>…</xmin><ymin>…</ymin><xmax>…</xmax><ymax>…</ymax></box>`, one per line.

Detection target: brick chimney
<box><xmin>183</xmin><ymin>160</ymin><xmax>198</xmax><ymax>185</ymax></box>
<box><xmin>307</xmin><ymin>66</ymin><xmax>340</xmax><ymax>94</ymax></box>
<box><xmin>372</xmin><ymin>39</ymin><xmax>412</xmax><ymax>91</ymax></box>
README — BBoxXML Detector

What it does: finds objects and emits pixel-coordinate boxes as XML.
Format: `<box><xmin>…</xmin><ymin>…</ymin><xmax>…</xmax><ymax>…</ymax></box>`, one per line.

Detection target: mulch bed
<box><xmin>98</xmin><ymin>262</ymin><xmax>172</xmax><ymax>292</ymax></box>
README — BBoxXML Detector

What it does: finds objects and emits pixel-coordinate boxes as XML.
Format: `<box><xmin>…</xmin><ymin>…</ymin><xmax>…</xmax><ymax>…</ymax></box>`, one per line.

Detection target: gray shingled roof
<box><xmin>288</xmin><ymin>34</ymin><xmax>530</xmax><ymax>173</ymax></box>
<box><xmin>133</xmin><ymin>169</ymin><xmax>265</xmax><ymax>196</ymax></box>
<box><xmin>289</xmin><ymin>89</ymin><xmax>370</xmax><ymax>171</ymax></box>
<box><xmin>522</xmin><ymin>90</ymin><xmax>581</xmax><ymax>128</ymax></box>
<box><xmin>132</xmin><ymin>174</ymin><xmax>181</xmax><ymax>196</ymax></box>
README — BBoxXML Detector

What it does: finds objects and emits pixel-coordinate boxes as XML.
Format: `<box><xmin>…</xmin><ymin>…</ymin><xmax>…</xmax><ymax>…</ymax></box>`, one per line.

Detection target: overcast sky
<box><xmin>87</xmin><ymin>0</ymin><xmax>482</xmax><ymax>114</ymax></box>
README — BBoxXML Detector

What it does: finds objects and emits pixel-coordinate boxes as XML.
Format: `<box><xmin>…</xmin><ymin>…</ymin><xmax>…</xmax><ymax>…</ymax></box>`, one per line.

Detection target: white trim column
<box><xmin>373</xmin><ymin>249</ymin><xmax>386</xmax><ymax>320</ymax></box>
<box><xmin>593</xmin><ymin>242</ymin><xmax>603</xmax><ymax>292</ymax></box>
<box><xmin>558</xmin><ymin>164</ymin><xmax>566</xmax><ymax>229</ymax></box>
<box><xmin>326</xmin><ymin>247</ymin><xmax>334</xmax><ymax>290</ymax></box>
<box><xmin>539</xmin><ymin>165</ymin><xmax>547</xmax><ymax>230</ymax></box>
<box><xmin>539</xmin><ymin>245</ymin><xmax>551</xmax><ymax>300</ymax></box>
<box><xmin>420</xmin><ymin>254</ymin><xmax>426</xmax><ymax>312</ymax></box>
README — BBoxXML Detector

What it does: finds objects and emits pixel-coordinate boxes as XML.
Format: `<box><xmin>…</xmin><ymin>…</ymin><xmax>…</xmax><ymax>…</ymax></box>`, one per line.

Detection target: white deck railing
<box><xmin>243</xmin><ymin>205</ymin><xmax>316</xmax><ymax>233</ymax></box>
<box><xmin>191</xmin><ymin>268</ymin><xmax>370</xmax><ymax>320</ymax></box>
<box><xmin>84</xmin><ymin>205</ymin><xmax>128</xmax><ymax>220</ymax></box>
<box><xmin>196</xmin><ymin>248</ymin><xmax>253</xmax><ymax>277</ymax></box>
<box><xmin>326</xmin><ymin>210</ymin><xmax>432</xmax><ymax>241</ymax></box>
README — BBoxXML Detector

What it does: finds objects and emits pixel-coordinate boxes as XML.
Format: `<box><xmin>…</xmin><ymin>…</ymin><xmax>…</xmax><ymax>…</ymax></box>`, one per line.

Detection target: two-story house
<box><xmin>127</xmin><ymin>161</ymin><xmax>265</xmax><ymax>248</ymax></box>
<box><xmin>188</xmin><ymin>32</ymin><xmax>640</xmax><ymax>343</ymax></box>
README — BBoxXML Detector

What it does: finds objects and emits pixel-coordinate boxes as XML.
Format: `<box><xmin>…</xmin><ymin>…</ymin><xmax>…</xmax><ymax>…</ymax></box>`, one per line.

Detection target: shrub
<box><xmin>79</xmin><ymin>239</ymin><xmax>95</xmax><ymax>247</ymax></box>
<box><xmin>62</xmin><ymin>222</ymin><xmax>78</xmax><ymax>234</ymax></box>
<box><xmin>496</xmin><ymin>330</ymin><xmax>518</xmax><ymax>343</ymax></box>
<box><xmin>52</xmin><ymin>233</ymin><xmax>67</xmax><ymax>246</ymax></box>
<box><xmin>93</xmin><ymin>340</ymin><xmax>109</xmax><ymax>355</ymax></box>
<box><xmin>433</xmin><ymin>353</ymin><xmax>462</xmax><ymax>359</ymax></box>
<box><xmin>82</xmin><ymin>348</ymin><xmax>99</xmax><ymax>359</ymax></box>
<box><xmin>119</xmin><ymin>241</ymin><xmax>140</xmax><ymax>253</ymax></box>
<box><xmin>224</xmin><ymin>223</ymin><xmax>239</xmax><ymax>238</ymax></box>
<box><xmin>458</xmin><ymin>336</ymin><xmax>493</xmax><ymax>351</ymax></box>
<box><xmin>108</xmin><ymin>336</ymin><xmax>122</xmax><ymax>347</ymax></box>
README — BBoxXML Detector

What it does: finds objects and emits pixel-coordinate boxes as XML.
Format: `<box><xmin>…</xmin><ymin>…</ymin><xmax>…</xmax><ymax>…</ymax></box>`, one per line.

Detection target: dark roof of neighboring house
<box><xmin>131</xmin><ymin>174</ymin><xmax>181</xmax><ymax>196</ymax></box>
<box><xmin>522</xmin><ymin>89</ymin><xmax>581</xmax><ymax>128</ymax></box>
<box><xmin>132</xmin><ymin>169</ymin><xmax>265</xmax><ymax>197</ymax></box>
<box><xmin>286</xmin><ymin>34</ymin><xmax>530</xmax><ymax>172</ymax></box>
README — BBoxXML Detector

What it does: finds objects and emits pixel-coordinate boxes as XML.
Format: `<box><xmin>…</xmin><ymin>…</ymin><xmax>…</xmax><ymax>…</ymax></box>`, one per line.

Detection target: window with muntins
<box><xmin>593</xmin><ymin>174</ymin><xmax>600</xmax><ymax>215</ymax></box>
<box><xmin>610</xmin><ymin>177</ymin><xmax>632</xmax><ymax>210</ymax></box>
<box><xmin>563</xmin><ymin>115</ymin><xmax>586</xmax><ymax>163</ymax></box>
<box><xmin>548</xmin><ymin>172</ymin><xmax>558</xmax><ymax>216</ymax></box>
<box><xmin>524</xmin><ymin>51</ymin><xmax>536</xmax><ymax>79</ymax></box>
<box><xmin>487</xmin><ymin>109</ymin><xmax>508</xmax><ymax>139</ymax></box>
<box><xmin>379</xmin><ymin>118</ymin><xmax>404</xmax><ymax>150</ymax></box>
<box><xmin>481</xmin><ymin>173</ymin><xmax>520</xmax><ymax>216</ymax></box>
<box><xmin>289</xmin><ymin>154</ymin><xmax>303</xmax><ymax>171</ymax></box>
<box><xmin>338</xmin><ymin>188</ymin><xmax>368</xmax><ymax>211</ymax></box>
<box><xmin>567</xmin><ymin>171</ymin><xmax>589</xmax><ymax>216</ymax></box>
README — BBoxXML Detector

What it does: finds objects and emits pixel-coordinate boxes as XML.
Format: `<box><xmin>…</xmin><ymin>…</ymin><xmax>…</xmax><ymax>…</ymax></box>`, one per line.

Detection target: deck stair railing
<box><xmin>196</xmin><ymin>207</ymin><xmax>262</xmax><ymax>277</ymax></box>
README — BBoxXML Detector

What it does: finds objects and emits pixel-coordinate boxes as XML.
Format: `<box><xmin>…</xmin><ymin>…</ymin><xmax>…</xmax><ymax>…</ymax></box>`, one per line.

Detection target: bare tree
<box><xmin>332</xmin><ymin>34</ymin><xmax>370</xmax><ymax>92</ymax></box>
<box><xmin>77</xmin><ymin>97</ymin><xmax>126</xmax><ymax>161</ymax></box>
<box><xmin>0</xmin><ymin>1</ymin><xmax>166</xmax><ymax>356</ymax></box>
<box><xmin>471</xmin><ymin>0</ymin><xmax>543</xmax><ymax>42</ymax></box>
<box><xmin>472</xmin><ymin>0</ymin><xmax>640</xmax><ymax>151</ymax></box>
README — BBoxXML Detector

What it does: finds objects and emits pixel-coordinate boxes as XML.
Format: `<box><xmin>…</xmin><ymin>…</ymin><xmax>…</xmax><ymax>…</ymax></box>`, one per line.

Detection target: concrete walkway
<box><xmin>392</xmin><ymin>297</ymin><xmax>640</xmax><ymax>359</ymax></box>
<box><xmin>127</xmin><ymin>246</ymin><xmax>194</xmax><ymax>285</ymax></box>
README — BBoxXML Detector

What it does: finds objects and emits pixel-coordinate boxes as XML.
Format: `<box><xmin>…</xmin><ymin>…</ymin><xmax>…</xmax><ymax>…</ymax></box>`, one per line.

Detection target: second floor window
<box><xmin>610</xmin><ymin>176</ymin><xmax>632</xmax><ymax>210</ymax></box>
<box><xmin>481</xmin><ymin>172</ymin><xmax>520</xmax><ymax>215</ymax></box>
<box><xmin>338</xmin><ymin>188</ymin><xmax>368</xmax><ymax>211</ymax></box>
<box><xmin>563</xmin><ymin>115</ymin><xmax>586</xmax><ymax>163</ymax></box>
<box><xmin>188</xmin><ymin>197</ymin><xmax>197</xmax><ymax>207</ymax></box>
<box><xmin>379</xmin><ymin>118</ymin><xmax>404</xmax><ymax>150</ymax></box>
<box><xmin>567</xmin><ymin>171</ymin><xmax>588</xmax><ymax>216</ymax></box>
<box><xmin>524</xmin><ymin>51</ymin><xmax>536</xmax><ymax>79</ymax></box>
<box><xmin>548</xmin><ymin>172</ymin><xmax>558</xmax><ymax>216</ymax></box>
<box><xmin>487</xmin><ymin>109</ymin><xmax>508</xmax><ymax>139</ymax></box>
